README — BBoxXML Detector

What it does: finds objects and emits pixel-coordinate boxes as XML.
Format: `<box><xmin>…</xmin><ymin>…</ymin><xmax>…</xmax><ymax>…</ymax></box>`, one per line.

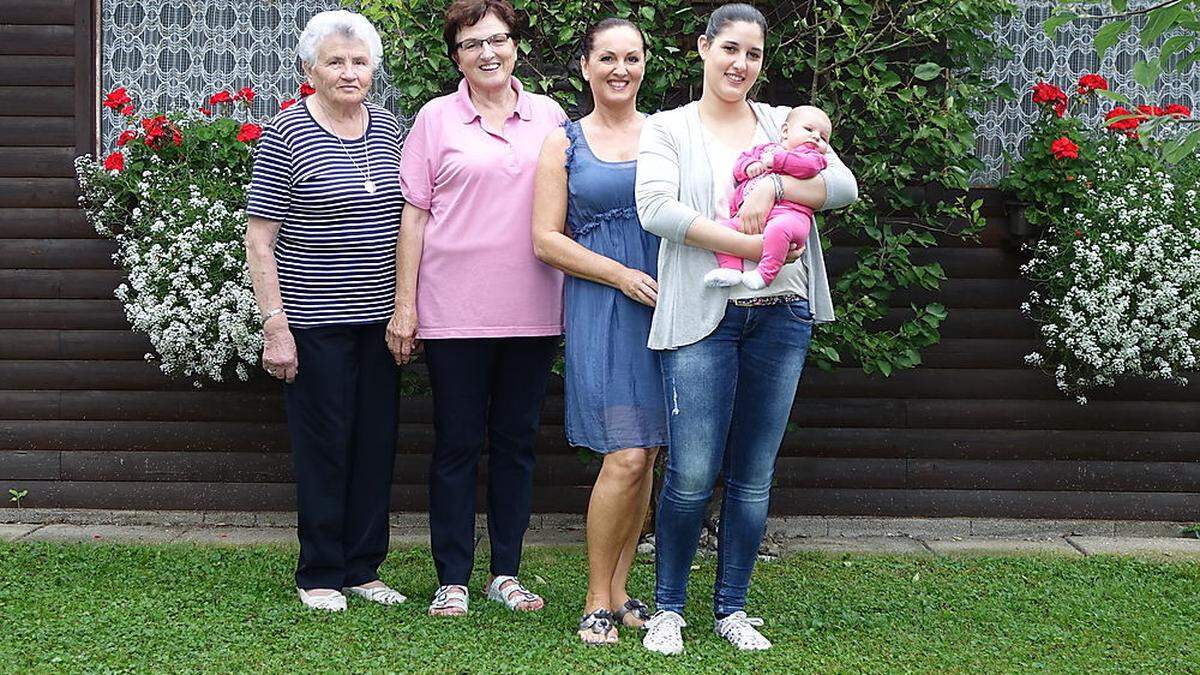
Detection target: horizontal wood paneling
<box><xmin>0</xmin><ymin>208</ymin><xmax>92</xmax><ymax>238</ymax></box>
<box><xmin>0</xmin><ymin>26</ymin><xmax>74</xmax><ymax>56</ymax></box>
<box><xmin>0</xmin><ymin>299</ymin><xmax>126</xmax><ymax>329</ymax></box>
<box><xmin>0</xmin><ymin>117</ymin><xmax>75</xmax><ymax>147</ymax></box>
<box><xmin>0</xmin><ymin>177</ymin><xmax>78</xmax><ymax>206</ymax></box>
<box><xmin>770</xmin><ymin>488</ymin><xmax>1200</xmax><ymax>521</ymax></box>
<box><xmin>0</xmin><ymin>86</ymin><xmax>74</xmax><ymax>115</ymax></box>
<box><xmin>0</xmin><ymin>239</ymin><xmax>114</xmax><ymax>267</ymax></box>
<box><xmin>0</xmin><ymin>0</ymin><xmax>76</xmax><ymax>25</ymax></box>
<box><xmin>0</xmin><ymin>147</ymin><xmax>77</xmax><ymax>177</ymax></box>
<box><xmin>0</xmin><ymin>56</ymin><xmax>75</xmax><ymax>86</ymax></box>
<box><xmin>0</xmin><ymin>269</ymin><xmax>121</xmax><ymax>298</ymax></box>
<box><xmin>0</xmin><ymin>479</ymin><xmax>593</xmax><ymax>512</ymax></box>
<box><xmin>0</xmin><ymin>330</ymin><xmax>149</xmax><ymax>358</ymax></box>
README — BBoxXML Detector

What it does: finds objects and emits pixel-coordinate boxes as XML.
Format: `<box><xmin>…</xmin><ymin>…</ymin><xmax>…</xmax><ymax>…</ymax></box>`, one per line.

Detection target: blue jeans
<box><xmin>655</xmin><ymin>299</ymin><xmax>813</xmax><ymax>617</ymax></box>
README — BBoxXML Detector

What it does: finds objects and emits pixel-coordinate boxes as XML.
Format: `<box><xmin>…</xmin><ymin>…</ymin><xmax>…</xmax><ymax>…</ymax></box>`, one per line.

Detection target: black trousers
<box><xmin>285</xmin><ymin>321</ymin><xmax>399</xmax><ymax>590</ymax></box>
<box><xmin>423</xmin><ymin>336</ymin><xmax>558</xmax><ymax>586</ymax></box>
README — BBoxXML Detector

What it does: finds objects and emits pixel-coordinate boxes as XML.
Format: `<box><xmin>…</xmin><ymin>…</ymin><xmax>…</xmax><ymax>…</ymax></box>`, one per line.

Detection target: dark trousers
<box><xmin>423</xmin><ymin>336</ymin><xmax>558</xmax><ymax>586</ymax></box>
<box><xmin>285</xmin><ymin>321</ymin><xmax>399</xmax><ymax>590</ymax></box>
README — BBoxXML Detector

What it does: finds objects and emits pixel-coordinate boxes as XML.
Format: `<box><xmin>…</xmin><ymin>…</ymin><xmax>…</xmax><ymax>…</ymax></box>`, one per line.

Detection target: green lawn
<box><xmin>1</xmin><ymin>542</ymin><xmax>1196</xmax><ymax>673</ymax></box>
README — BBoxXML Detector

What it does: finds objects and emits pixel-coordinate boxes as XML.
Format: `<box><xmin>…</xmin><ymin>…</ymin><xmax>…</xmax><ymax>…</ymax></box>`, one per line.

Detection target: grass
<box><xmin>1</xmin><ymin>542</ymin><xmax>1197</xmax><ymax>673</ymax></box>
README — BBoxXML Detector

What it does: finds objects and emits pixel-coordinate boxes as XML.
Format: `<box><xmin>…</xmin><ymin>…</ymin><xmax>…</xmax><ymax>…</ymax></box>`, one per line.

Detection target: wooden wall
<box><xmin>1</xmin><ymin>0</ymin><xmax>1197</xmax><ymax>519</ymax></box>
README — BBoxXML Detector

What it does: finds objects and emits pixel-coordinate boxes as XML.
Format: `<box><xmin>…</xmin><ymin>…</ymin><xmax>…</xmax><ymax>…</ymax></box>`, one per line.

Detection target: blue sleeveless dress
<box><xmin>562</xmin><ymin>119</ymin><xmax>668</xmax><ymax>453</ymax></box>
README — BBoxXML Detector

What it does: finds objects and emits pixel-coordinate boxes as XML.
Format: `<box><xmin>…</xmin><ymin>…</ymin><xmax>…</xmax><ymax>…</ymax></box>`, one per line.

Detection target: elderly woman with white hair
<box><xmin>245</xmin><ymin>9</ymin><xmax>406</xmax><ymax>612</ymax></box>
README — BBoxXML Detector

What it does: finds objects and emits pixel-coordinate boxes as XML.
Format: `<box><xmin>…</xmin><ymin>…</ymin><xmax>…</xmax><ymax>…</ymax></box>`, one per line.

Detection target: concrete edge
<box><xmin>0</xmin><ymin>510</ymin><xmax>1193</xmax><ymax>539</ymax></box>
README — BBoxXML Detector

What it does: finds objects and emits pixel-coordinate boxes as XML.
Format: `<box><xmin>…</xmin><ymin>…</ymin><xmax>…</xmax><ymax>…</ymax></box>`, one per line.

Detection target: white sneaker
<box><xmin>642</xmin><ymin>610</ymin><xmax>686</xmax><ymax>655</ymax></box>
<box><xmin>704</xmin><ymin>268</ymin><xmax>743</xmax><ymax>288</ymax></box>
<box><xmin>714</xmin><ymin>611</ymin><xmax>772</xmax><ymax>650</ymax></box>
<box><xmin>741</xmin><ymin>270</ymin><xmax>768</xmax><ymax>290</ymax></box>
<box><xmin>297</xmin><ymin>588</ymin><xmax>347</xmax><ymax>612</ymax></box>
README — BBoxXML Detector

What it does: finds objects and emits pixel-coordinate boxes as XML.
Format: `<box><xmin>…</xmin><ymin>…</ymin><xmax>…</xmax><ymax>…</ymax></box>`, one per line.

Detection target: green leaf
<box><xmin>1141</xmin><ymin>2</ymin><xmax>1188</xmax><ymax>46</ymax></box>
<box><xmin>1159</xmin><ymin>35</ymin><xmax>1195</xmax><ymax>62</ymax></box>
<box><xmin>639</xmin><ymin>6</ymin><xmax>656</xmax><ymax>21</ymax></box>
<box><xmin>1133</xmin><ymin>58</ymin><xmax>1162</xmax><ymax>88</ymax></box>
<box><xmin>1043</xmin><ymin>12</ymin><xmax>1075</xmax><ymax>38</ymax></box>
<box><xmin>1094</xmin><ymin>20</ymin><xmax>1130</xmax><ymax>60</ymax></box>
<box><xmin>1164</xmin><ymin>129</ymin><xmax>1200</xmax><ymax>164</ymax></box>
<box><xmin>1096</xmin><ymin>88</ymin><xmax>1132</xmax><ymax>105</ymax></box>
<box><xmin>913</xmin><ymin>62</ymin><xmax>942</xmax><ymax>81</ymax></box>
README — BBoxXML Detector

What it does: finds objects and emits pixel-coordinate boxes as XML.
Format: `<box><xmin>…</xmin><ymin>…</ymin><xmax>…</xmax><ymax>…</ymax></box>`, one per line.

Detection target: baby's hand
<box><xmin>745</xmin><ymin>161</ymin><xmax>767</xmax><ymax>178</ymax></box>
<box><xmin>759</xmin><ymin>151</ymin><xmax>776</xmax><ymax>169</ymax></box>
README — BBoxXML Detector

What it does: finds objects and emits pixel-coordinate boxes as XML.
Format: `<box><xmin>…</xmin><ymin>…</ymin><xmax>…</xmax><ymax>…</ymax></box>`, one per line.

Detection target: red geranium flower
<box><xmin>236</xmin><ymin>123</ymin><xmax>263</xmax><ymax>143</ymax></box>
<box><xmin>279</xmin><ymin>98</ymin><xmax>298</xmax><ymax>110</ymax></box>
<box><xmin>1165</xmin><ymin>103</ymin><xmax>1192</xmax><ymax>118</ymax></box>
<box><xmin>1032</xmin><ymin>82</ymin><xmax>1068</xmax><ymax>116</ymax></box>
<box><xmin>103</xmin><ymin>151</ymin><xmax>124</xmax><ymax>171</ymax></box>
<box><xmin>299</xmin><ymin>82</ymin><xmax>316</xmax><ymax>97</ymax></box>
<box><xmin>1076</xmin><ymin>74</ymin><xmax>1108</xmax><ymax>95</ymax></box>
<box><xmin>1049</xmin><ymin>136</ymin><xmax>1079</xmax><ymax>160</ymax></box>
<box><xmin>235</xmin><ymin>86</ymin><xmax>255</xmax><ymax>103</ymax></box>
<box><xmin>209</xmin><ymin>90</ymin><xmax>234</xmax><ymax>105</ymax></box>
<box><xmin>1104</xmin><ymin>106</ymin><xmax>1141</xmax><ymax>132</ymax></box>
<box><xmin>102</xmin><ymin>87</ymin><xmax>132</xmax><ymax>111</ymax></box>
<box><xmin>120</xmin><ymin>104</ymin><xmax>135</xmax><ymax>116</ymax></box>
<box><xmin>199</xmin><ymin>106</ymin><xmax>212</xmax><ymax>116</ymax></box>
<box><xmin>1136</xmin><ymin>104</ymin><xmax>1165</xmax><ymax>117</ymax></box>
<box><xmin>116</xmin><ymin>130</ymin><xmax>138</xmax><ymax>147</ymax></box>
<box><xmin>140</xmin><ymin>114</ymin><xmax>181</xmax><ymax>148</ymax></box>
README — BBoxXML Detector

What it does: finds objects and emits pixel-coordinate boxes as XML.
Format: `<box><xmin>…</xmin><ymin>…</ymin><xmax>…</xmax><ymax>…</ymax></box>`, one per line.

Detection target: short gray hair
<box><xmin>297</xmin><ymin>10</ymin><xmax>384</xmax><ymax>68</ymax></box>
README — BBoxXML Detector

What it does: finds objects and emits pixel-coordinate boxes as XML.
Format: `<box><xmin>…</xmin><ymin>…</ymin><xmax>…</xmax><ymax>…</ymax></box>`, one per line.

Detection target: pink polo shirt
<box><xmin>400</xmin><ymin>77</ymin><xmax>567</xmax><ymax>339</ymax></box>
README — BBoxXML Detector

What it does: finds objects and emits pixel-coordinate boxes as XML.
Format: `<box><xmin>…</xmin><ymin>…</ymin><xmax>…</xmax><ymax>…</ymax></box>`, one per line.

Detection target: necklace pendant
<box><xmin>363</xmin><ymin>179</ymin><xmax>377</xmax><ymax>194</ymax></box>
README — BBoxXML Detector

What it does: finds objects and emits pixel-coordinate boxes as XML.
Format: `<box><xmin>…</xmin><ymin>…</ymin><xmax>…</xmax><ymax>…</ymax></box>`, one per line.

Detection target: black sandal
<box><xmin>578</xmin><ymin>608</ymin><xmax>617</xmax><ymax>645</ymax></box>
<box><xmin>614</xmin><ymin>598</ymin><xmax>652</xmax><ymax>628</ymax></box>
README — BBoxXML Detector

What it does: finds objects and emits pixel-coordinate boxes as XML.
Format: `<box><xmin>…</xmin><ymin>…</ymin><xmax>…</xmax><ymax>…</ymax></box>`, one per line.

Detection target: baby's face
<box><xmin>782</xmin><ymin>112</ymin><xmax>831</xmax><ymax>151</ymax></box>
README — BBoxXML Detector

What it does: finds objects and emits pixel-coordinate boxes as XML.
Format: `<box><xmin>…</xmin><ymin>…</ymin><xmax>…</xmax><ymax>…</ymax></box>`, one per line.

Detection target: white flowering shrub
<box><xmin>75</xmin><ymin>86</ymin><xmax>275</xmax><ymax>385</ymax></box>
<box><xmin>1021</xmin><ymin>136</ymin><xmax>1200</xmax><ymax>403</ymax></box>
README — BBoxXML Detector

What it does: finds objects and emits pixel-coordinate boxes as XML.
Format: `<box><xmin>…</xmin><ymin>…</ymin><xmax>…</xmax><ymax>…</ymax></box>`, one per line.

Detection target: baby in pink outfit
<box><xmin>704</xmin><ymin>105</ymin><xmax>832</xmax><ymax>290</ymax></box>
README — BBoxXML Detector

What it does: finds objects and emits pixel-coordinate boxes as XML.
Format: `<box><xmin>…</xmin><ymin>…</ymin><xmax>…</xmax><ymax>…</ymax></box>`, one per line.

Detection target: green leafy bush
<box><xmin>351</xmin><ymin>0</ymin><xmax>1016</xmax><ymax>376</ymax></box>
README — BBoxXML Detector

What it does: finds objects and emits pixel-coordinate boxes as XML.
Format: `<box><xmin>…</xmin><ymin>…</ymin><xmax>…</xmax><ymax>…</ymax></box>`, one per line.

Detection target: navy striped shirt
<box><xmin>246</xmin><ymin>100</ymin><xmax>402</xmax><ymax>328</ymax></box>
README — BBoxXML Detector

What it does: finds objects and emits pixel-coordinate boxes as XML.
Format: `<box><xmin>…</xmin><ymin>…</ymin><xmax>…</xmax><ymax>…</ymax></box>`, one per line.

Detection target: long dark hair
<box><xmin>704</xmin><ymin>2</ymin><xmax>767</xmax><ymax>41</ymax></box>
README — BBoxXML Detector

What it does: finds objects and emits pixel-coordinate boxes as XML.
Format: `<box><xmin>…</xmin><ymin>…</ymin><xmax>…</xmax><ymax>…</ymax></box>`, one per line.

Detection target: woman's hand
<box><xmin>737</xmin><ymin>179</ymin><xmax>776</xmax><ymax>235</ymax></box>
<box><xmin>786</xmin><ymin>242</ymin><xmax>806</xmax><ymax>263</ymax></box>
<box><xmin>262</xmin><ymin>316</ymin><xmax>298</xmax><ymax>383</ymax></box>
<box><xmin>386</xmin><ymin>305</ymin><xmax>420</xmax><ymax>365</ymax></box>
<box><xmin>615</xmin><ymin>267</ymin><xmax>658</xmax><ymax>307</ymax></box>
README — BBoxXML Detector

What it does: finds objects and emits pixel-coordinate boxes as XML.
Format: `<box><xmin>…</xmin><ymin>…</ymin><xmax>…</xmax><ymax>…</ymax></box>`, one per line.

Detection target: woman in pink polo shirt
<box><xmin>388</xmin><ymin>0</ymin><xmax>567</xmax><ymax>617</ymax></box>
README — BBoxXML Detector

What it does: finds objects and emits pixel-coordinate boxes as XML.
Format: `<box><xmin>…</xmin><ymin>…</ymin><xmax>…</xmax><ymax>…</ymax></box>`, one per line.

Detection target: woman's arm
<box><xmin>385</xmin><ymin>202</ymin><xmax>428</xmax><ymax>364</ymax></box>
<box><xmin>531</xmin><ymin>130</ymin><xmax>657</xmax><ymax>306</ymax></box>
<box><xmin>635</xmin><ymin>113</ymin><xmax>764</xmax><ymax>260</ymax></box>
<box><xmin>245</xmin><ymin>216</ymin><xmax>297</xmax><ymax>382</ymax></box>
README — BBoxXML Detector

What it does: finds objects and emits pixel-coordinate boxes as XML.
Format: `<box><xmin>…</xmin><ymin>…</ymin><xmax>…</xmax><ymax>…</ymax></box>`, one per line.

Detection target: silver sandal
<box><xmin>485</xmin><ymin>575</ymin><xmax>543</xmax><ymax>611</ymax></box>
<box><xmin>614</xmin><ymin>598</ymin><xmax>652</xmax><ymax>628</ymax></box>
<box><xmin>578</xmin><ymin>608</ymin><xmax>617</xmax><ymax>645</ymax></box>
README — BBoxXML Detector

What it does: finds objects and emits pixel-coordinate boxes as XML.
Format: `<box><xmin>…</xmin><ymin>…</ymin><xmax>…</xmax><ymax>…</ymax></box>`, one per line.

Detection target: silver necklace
<box><xmin>318</xmin><ymin>100</ymin><xmax>375</xmax><ymax>194</ymax></box>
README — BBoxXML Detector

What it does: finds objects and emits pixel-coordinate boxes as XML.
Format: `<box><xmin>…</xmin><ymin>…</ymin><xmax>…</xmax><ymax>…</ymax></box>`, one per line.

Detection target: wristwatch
<box><xmin>262</xmin><ymin>307</ymin><xmax>285</xmax><ymax>324</ymax></box>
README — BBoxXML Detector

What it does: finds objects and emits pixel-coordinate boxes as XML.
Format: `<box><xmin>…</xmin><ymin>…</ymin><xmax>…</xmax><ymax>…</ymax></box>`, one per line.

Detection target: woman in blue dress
<box><xmin>532</xmin><ymin>18</ymin><xmax>665</xmax><ymax>645</ymax></box>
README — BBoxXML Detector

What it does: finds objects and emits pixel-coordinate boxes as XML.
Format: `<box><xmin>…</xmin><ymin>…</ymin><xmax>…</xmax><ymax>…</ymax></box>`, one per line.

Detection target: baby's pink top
<box><xmin>400</xmin><ymin>77</ymin><xmax>567</xmax><ymax>339</ymax></box>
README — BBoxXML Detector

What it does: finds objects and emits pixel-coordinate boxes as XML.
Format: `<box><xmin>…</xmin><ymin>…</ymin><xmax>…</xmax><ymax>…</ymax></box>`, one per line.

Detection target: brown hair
<box><xmin>443</xmin><ymin>0</ymin><xmax>518</xmax><ymax>62</ymax></box>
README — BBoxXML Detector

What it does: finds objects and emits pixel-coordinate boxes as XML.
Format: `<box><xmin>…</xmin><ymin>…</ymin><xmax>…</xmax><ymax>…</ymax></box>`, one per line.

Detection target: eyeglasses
<box><xmin>455</xmin><ymin>32</ymin><xmax>512</xmax><ymax>53</ymax></box>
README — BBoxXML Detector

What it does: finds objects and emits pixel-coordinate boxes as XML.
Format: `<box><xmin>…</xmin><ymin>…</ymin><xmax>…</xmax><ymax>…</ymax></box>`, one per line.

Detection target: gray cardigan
<box><xmin>635</xmin><ymin>101</ymin><xmax>859</xmax><ymax>350</ymax></box>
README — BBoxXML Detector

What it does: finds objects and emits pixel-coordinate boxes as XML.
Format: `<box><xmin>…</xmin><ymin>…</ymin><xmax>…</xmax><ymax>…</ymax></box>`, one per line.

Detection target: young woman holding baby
<box><xmin>634</xmin><ymin>2</ymin><xmax>859</xmax><ymax>655</ymax></box>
